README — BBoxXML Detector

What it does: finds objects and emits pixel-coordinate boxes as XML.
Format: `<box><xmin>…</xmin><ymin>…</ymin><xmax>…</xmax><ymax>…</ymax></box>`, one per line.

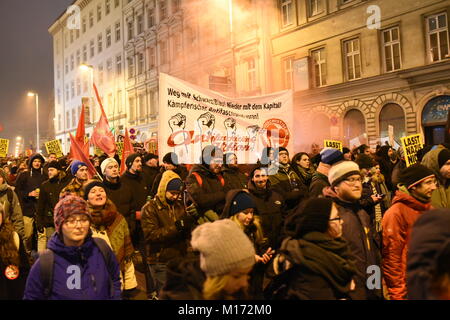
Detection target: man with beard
<box><xmin>222</xmin><ymin>153</ymin><xmax>248</xmax><ymax>190</ymax></box>
<box><xmin>60</xmin><ymin>161</ymin><xmax>89</xmax><ymax>198</ymax></box>
<box><xmin>15</xmin><ymin>154</ymin><xmax>48</xmax><ymax>254</ymax></box>
<box><xmin>326</xmin><ymin>160</ymin><xmax>382</xmax><ymax>300</ymax></box>
<box><xmin>269</xmin><ymin>147</ymin><xmax>308</xmax><ymax>211</ymax></box>
<box><xmin>36</xmin><ymin>160</ymin><xmax>70</xmax><ymax>252</ymax></box>
<box><xmin>247</xmin><ymin>165</ymin><xmax>284</xmax><ymax>250</ymax></box>
<box><xmin>382</xmin><ymin>164</ymin><xmax>436</xmax><ymax>300</ymax></box>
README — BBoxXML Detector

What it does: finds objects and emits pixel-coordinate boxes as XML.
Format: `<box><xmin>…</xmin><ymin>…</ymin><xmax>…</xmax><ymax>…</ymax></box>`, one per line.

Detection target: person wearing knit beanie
<box><xmin>47</xmin><ymin>160</ymin><xmax>62</xmax><ymax>171</ymax></box>
<box><xmin>166</xmin><ymin>178</ymin><xmax>183</xmax><ymax>193</ymax></box>
<box><xmin>101</xmin><ymin>158</ymin><xmax>119</xmax><ymax>176</ymax></box>
<box><xmin>398</xmin><ymin>164</ymin><xmax>436</xmax><ymax>190</ymax></box>
<box><xmin>125</xmin><ymin>153</ymin><xmax>142</xmax><ymax>171</ymax></box>
<box><xmin>438</xmin><ymin>149</ymin><xmax>450</xmax><ymax>170</ymax></box>
<box><xmin>143</xmin><ymin>153</ymin><xmax>158</xmax><ymax>164</ymax></box>
<box><xmin>83</xmin><ymin>180</ymin><xmax>105</xmax><ymax>200</ymax></box>
<box><xmin>71</xmin><ymin>160</ymin><xmax>88</xmax><ymax>176</ymax></box>
<box><xmin>163</xmin><ymin>152</ymin><xmax>179</xmax><ymax>167</ymax></box>
<box><xmin>328</xmin><ymin>161</ymin><xmax>361</xmax><ymax>188</ymax></box>
<box><xmin>355</xmin><ymin>154</ymin><xmax>375</xmax><ymax>170</ymax></box>
<box><xmin>191</xmin><ymin>219</ymin><xmax>255</xmax><ymax>299</ymax></box>
<box><xmin>320</xmin><ymin>148</ymin><xmax>344</xmax><ymax>165</ymax></box>
<box><xmin>309</xmin><ymin>149</ymin><xmax>345</xmax><ymax>198</ymax></box>
<box><xmin>53</xmin><ymin>195</ymin><xmax>91</xmax><ymax>236</ymax></box>
<box><xmin>293</xmin><ymin>197</ymin><xmax>335</xmax><ymax>238</ymax></box>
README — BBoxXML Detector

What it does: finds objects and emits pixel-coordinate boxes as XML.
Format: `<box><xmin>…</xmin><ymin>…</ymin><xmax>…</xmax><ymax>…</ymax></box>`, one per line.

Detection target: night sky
<box><xmin>0</xmin><ymin>0</ymin><xmax>73</xmax><ymax>152</ymax></box>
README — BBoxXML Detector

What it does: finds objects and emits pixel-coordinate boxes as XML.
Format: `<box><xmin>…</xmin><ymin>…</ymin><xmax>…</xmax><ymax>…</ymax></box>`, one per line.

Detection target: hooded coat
<box><xmin>23</xmin><ymin>233</ymin><xmax>122</xmax><ymax>300</ymax></box>
<box><xmin>14</xmin><ymin>154</ymin><xmax>47</xmax><ymax>217</ymax></box>
<box><xmin>141</xmin><ymin>170</ymin><xmax>189</xmax><ymax>264</ymax></box>
<box><xmin>381</xmin><ymin>186</ymin><xmax>432</xmax><ymax>300</ymax></box>
<box><xmin>222</xmin><ymin>165</ymin><xmax>248</xmax><ymax>190</ymax></box>
<box><xmin>247</xmin><ymin>178</ymin><xmax>285</xmax><ymax>250</ymax></box>
<box><xmin>0</xmin><ymin>183</ymin><xmax>25</xmax><ymax>240</ymax></box>
<box><xmin>36</xmin><ymin>171</ymin><xmax>71</xmax><ymax>230</ymax></box>
<box><xmin>376</xmin><ymin>146</ymin><xmax>396</xmax><ymax>191</ymax></box>
<box><xmin>269</xmin><ymin>163</ymin><xmax>308</xmax><ymax>210</ymax></box>
<box><xmin>420</xmin><ymin>146</ymin><xmax>450</xmax><ymax>209</ymax></box>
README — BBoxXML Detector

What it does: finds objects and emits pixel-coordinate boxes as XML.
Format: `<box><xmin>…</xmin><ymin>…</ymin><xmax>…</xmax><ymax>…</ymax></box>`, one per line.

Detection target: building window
<box><xmin>76</xmin><ymin>29</ymin><xmax>80</xmax><ymax>39</ymax></box>
<box><xmin>71</xmin><ymin>81</ymin><xmax>75</xmax><ymax>99</ymax></box>
<box><xmin>379</xmin><ymin>103</ymin><xmax>405</xmax><ymax>144</ymax></box>
<box><xmin>343</xmin><ymin>38</ymin><xmax>361</xmax><ymax>81</ymax></box>
<box><xmin>70</xmin><ymin>30</ymin><xmax>74</xmax><ymax>44</ymax></box>
<box><xmin>148</xmin><ymin>8</ymin><xmax>155</xmax><ymax>28</ymax></box>
<box><xmin>148</xmin><ymin>46</ymin><xmax>156</xmax><ymax>69</ymax></box>
<box><xmin>427</xmin><ymin>12</ymin><xmax>450</xmax><ymax>62</ymax></box>
<box><xmin>115</xmin><ymin>0</ymin><xmax>120</xmax><ymax>8</ymax></box>
<box><xmin>137</xmin><ymin>52</ymin><xmax>145</xmax><ymax>74</ymax></box>
<box><xmin>65</xmin><ymin>32</ymin><xmax>68</xmax><ymax>48</ymax></box>
<box><xmin>65</xmin><ymin>84</ymin><xmax>69</xmax><ymax>102</ymax></box>
<box><xmin>70</xmin><ymin>54</ymin><xmax>75</xmax><ymax>71</ymax></box>
<box><xmin>281</xmin><ymin>0</ymin><xmax>293</xmax><ymax>27</ymax></box>
<box><xmin>311</xmin><ymin>48</ymin><xmax>327</xmax><ymax>87</ymax></box>
<box><xmin>57</xmin><ymin>88</ymin><xmax>61</xmax><ymax>104</ymax></box>
<box><xmin>98</xmin><ymin>64</ymin><xmax>104</xmax><ymax>85</ymax></box>
<box><xmin>309</xmin><ymin>0</ymin><xmax>323</xmax><ymax>17</ymax></box>
<box><xmin>160</xmin><ymin>41</ymin><xmax>168</xmax><ymax>64</ymax></box>
<box><xmin>282</xmin><ymin>57</ymin><xmax>293</xmax><ymax>89</ymax></box>
<box><xmin>82</xmin><ymin>17</ymin><xmax>87</xmax><ymax>33</ymax></box>
<box><xmin>98</xmin><ymin>33</ymin><xmax>103</xmax><ymax>53</ymax></box>
<box><xmin>72</xmin><ymin>109</ymin><xmax>76</xmax><ymax>128</ymax></box>
<box><xmin>76</xmin><ymin>50</ymin><xmax>81</xmax><ymax>67</ymax></box>
<box><xmin>343</xmin><ymin>109</ymin><xmax>366</xmax><ymax>145</ymax></box>
<box><xmin>149</xmin><ymin>91</ymin><xmax>157</xmax><ymax>115</ymax></box>
<box><xmin>89</xmin><ymin>11</ymin><xmax>94</xmax><ymax>28</ymax></box>
<box><xmin>107</xmin><ymin>59</ymin><xmax>113</xmax><ymax>81</ymax></box>
<box><xmin>105</xmin><ymin>0</ymin><xmax>111</xmax><ymax>15</ymax></box>
<box><xmin>65</xmin><ymin>58</ymin><xmax>69</xmax><ymax>74</ymax></box>
<box><xmin>160</xmin><ymin>0</ymin><xmax>167</xmax><ymax>21</ymax></box>
<box><xmin>117</xmin><ymin>90</ymin><xmax>123</xmax><ymax>113</ymax></box>
<box><xmin>76</xmin><ymin>77</ymin><xmax>81</xmax><ymax>96</ymax></box>
<box><xmin>129</xmin><ymin>97</ymin><xmax>136</xmax><ymax>121</ymax></box>
<box><xmin>58</xmin><ymin>114</ymin><xmax>62</xmax><ymax>132</ymax></box>
<box><xmin>56</xmin><ymin>39</ymin><xmax>60</xmax><ymax>55</ymax></box>
<box><xmin>97</xmin><ymin>4</ymin><xmax>102</xmax><ymax>22</ymax></box>
<box><xmin>90</xmin><ymin>39</ymin><xmax>95</xmax><ymax>57</ymax></box>
<box><xmin>128</xmin><ymin>56</ymin><xmax>135</xmax><ymax>78</ymax></box>
<box><xmin>247</xmin><ymin>58</ymin><xmax>257</xmax><ymax>91</ymax></box>
<box><xmin>116</xmin><ymin>55</ymin><xmax>122</xmax><ymax>76</ymax></box>
<box><xmin>66</xmin><ymin>111</ymin><xmax>70</xmax><ymax>128</ymax></box>
<box><xmin>139</xmin><ymin>94</ymin><xmax>146</xmax><ymax>118</ymax></box>
<box><xmin>127</xmin><ymin>19</ymin><xmax>134</xmax><ymax>41</ymax></box>
<box><xmin>382</xmin><ymin>26</ymin><xmax>402</xmax><ymax>72</ymax></box>
<box><xmin>115</xmin><ymin>22</ymin><xmax>121</xmax><ymax>42</ymax></box>
<box><xmin>137</xmin><ymin>14</ymin><xmax>144</xmax><ymax>34</ymax></box>
<box><xmin>83</xmin><ymin>75</ymin><xmax>88</xmax><ymax>93</ymax></box>
<box><xmin>56</xmin><ymin>64</ymin><xmax>61</xmax><ymax>80</ymax></box>
<box><xmin>83</xmin><ymin>45</ymin><xmax>87</xmax><ymax>62</ymax></box>
<box><xmin>106</xmin><ymin>28</ymin><xmax>112</xmax><ymax>47</ymax></box>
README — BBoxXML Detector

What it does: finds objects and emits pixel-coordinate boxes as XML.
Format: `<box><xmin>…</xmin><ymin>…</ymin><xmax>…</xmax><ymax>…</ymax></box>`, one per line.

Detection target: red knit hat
<box><xmin>54</xmin><ymin>195</ymin><xmax>91</xmax><ymax>234</ymax></box>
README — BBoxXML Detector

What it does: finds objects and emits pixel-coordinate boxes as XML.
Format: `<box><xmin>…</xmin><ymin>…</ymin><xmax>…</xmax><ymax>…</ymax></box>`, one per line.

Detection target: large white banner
<box><xmin>159</xmin><ymin>73</ymin><xmax>294</xmax><ymax>164</ymax></box>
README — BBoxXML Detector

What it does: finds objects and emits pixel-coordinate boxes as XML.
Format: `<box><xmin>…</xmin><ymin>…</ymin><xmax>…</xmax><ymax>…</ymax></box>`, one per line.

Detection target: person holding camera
<box><xmin>141</xmin><ymin>171</ymin><xmax>194</xmax><ymax>298</ymax></box>
<box><xmin>382</xmin><ymin>164</ymin><xmax>437</xmax><ymax>300</ymax></box>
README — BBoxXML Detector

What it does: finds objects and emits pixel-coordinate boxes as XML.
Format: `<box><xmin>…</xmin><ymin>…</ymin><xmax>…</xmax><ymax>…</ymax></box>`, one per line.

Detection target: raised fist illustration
<box><xmin>197</xmin><ymin>112</ymin><xmax>215</xmax><ymax>135</ymax></box>
<box><xmin>224</xmin><ymin>118</ymin><xmax>237</xmax><ymax>133</ymax></box>
<box><xmin>246</xmin><ymin>125</ymin><xmax>260</xmax><ymax>139</ymax></box>
<box><xmin>168</xmin><ymin>113</ymin><xmax>186</xmax><ymax>132</ymax></box>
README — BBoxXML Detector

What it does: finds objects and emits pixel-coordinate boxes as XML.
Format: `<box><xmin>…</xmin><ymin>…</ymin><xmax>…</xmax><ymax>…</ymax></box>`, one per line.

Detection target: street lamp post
<box><xmin>27</xmin><ymin>92</ymin><xmax>39</xmax><ymax>153</ymax></box>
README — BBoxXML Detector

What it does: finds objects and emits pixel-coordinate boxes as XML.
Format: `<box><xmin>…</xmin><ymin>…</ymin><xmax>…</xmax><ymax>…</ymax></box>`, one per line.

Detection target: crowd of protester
<box><xmin>1</xmin><ymin>141</ymin><xmax>450</xmax><ymax>300</ymax></box>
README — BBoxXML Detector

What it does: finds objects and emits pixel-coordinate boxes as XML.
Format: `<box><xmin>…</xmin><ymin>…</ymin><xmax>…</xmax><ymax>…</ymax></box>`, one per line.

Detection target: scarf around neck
<box><xmin>282</xmin><ymin>232</ymin><xmax>357</xmax><ymax>296</ymax></box>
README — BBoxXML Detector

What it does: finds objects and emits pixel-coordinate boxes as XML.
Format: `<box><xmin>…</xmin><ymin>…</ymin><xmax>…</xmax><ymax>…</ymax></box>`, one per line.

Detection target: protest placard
<box><xmin>0</xmin><ymin>139</ymin><xmax>9</xmax><ymax>158</ymax></box>
<box><xmin>324</xmin><ymin>139</ymin><xmax>343</xmax><ymax>152</ymax></box>
<box><xmin>45</xmin><ymin>140</ymin><xmax>64</xmax><ymax>158</ymax></box>
<box><xmin>401</xmin><ymin>134</ymin><xmax>423</xmax><ymax>167</ymax></box>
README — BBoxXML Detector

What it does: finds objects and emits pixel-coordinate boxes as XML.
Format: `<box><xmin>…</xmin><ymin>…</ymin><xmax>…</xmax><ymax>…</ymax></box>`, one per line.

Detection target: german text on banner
<box><xmin>159</xmin><ymin>73</ymin><xmax>294</xmax><ymax>164</ymax></box>
<box><xmin>324</xmin><ymin>140</ymin><xmax>343</xmax><ymax>152</ymax></box>
<box><xmin>401</xmin><ymin>134</ymin><xmax>423</xmax><ymax>167</ymax></box>
<box><xmin>45</xmin><ymin>140</ymin><xmax>64</xmax><ymax>158</ymax></box>
<box><xmin>0</xmin><ymin>139</ymin><xmax>9</xmax><ymax>158</ymax></box>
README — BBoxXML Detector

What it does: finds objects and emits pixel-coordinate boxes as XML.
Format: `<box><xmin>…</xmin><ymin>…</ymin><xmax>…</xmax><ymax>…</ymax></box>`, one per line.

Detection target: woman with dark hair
<box><xmin>0</xmin><ymin>203</ymin><xmax>30</xmax><ymax>299</ymax></box>
<box><xmin>291</xmin><ymin>152</ymin><xmax>315</xmax><ymax>188</ymax></box>
<box><xmin>266</xmin><ymin>197</ymin><xmax>357</xmax><ymax>300</ymax></box>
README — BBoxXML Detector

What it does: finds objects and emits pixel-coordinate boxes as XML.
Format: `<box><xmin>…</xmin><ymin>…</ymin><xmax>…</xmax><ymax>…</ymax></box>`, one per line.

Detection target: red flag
<box><xmin>69</xmin><ymin>133</ymin><xmax>98</xmax><ymax>180</ymax></box>
<box><xmin>69</xmin><ymin>105</ymin><xmax>87</xmax><ymax>160</ymax></box>
<box><xmin>91</xmin><ymin>84</ymin><xmax>116</xmax><ymax>157</ymax></box>
<box><xmin>120</xmin><ymin>128</ymin><xmax>135</xmax><ymax>175</ymax></box>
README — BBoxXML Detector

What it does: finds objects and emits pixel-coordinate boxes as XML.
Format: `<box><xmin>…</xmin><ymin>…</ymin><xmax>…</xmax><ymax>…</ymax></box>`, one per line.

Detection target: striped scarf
<box><xmin>371</xmin><ymin>183</ymin><xmax>383</xmax><ymax>233</ymax></box>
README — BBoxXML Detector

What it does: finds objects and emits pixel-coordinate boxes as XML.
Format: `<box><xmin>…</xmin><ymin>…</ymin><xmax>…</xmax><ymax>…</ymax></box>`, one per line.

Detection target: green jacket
<box><xmin>420</xmin><ymin>146</ymin><xmax>450</xmax><ymax>209</ymax></box>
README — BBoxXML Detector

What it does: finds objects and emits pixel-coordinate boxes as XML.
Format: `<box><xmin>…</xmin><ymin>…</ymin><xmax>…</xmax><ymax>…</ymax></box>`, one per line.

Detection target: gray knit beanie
<box><xmin>190</xmin><ymin>219</ymin><xmax>256</xmax><ymax>277</ymax></box>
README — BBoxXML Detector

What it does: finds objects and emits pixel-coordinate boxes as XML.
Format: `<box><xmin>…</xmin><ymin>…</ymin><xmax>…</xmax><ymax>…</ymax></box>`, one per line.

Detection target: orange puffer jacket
<box><xmin>382</xmin><ymin>188</ymin><xmax>432</xmax><ymax>300</ymax></box>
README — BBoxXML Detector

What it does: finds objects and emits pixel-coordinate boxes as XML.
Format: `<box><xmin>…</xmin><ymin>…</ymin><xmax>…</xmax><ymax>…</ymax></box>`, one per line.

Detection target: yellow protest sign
<box><xmin>324</xmin><ymin>140</ymin><xmax>343</xmax><ymax>152</ymax></box>
<box><xmin>94</xmin><ymin>146</ymin><xmax>103</xmax><ymax>157</ymax></box>
<box><xmin>116</xmin><ymin>142</ymin><xmax>124</xmax><ymax>158</ymax></box>
<box><xmin>0</xmin><ymin>139</ymin><xmax>9</xmax><ymax>158</ymax></box>
<box><xmin>401</xmin><ymin>134</ymin><xmax>423</xmax><ymax>167</ymax></box>
<box><xmin>45</xmin><ymin>140</ymin><xmax>64</xmax><ymax>158</ymax></box>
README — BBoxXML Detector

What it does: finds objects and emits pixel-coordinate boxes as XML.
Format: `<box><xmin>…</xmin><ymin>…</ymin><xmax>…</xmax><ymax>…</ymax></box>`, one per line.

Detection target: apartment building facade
<box><xmin>270</xmin><ymin>0</ymin><xmax>450</xmax><ymax>151</ymax></box>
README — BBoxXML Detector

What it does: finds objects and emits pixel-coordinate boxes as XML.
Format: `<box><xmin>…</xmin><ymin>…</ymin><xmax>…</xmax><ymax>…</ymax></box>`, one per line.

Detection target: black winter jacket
<box><xmin>309</xmin><ymin>172</ymin><xmax>330</xmax><ymax>198</ymax></box>
<box><xmin>15</xmin><ymin>167</ymin><xmax>47</xmax><ymax>217</ymax></box>
<box><xmin>222</xmin><ymin>166</ymin><xmax>248</xmax><ymax>190</ymax></box>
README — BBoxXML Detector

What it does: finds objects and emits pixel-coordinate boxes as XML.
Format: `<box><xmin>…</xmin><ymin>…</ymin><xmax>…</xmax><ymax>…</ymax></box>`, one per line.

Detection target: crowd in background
<box><xmin>1</xmin><ymin>141</ymin><xmax>450</xmax><ymax>300</ymax></box>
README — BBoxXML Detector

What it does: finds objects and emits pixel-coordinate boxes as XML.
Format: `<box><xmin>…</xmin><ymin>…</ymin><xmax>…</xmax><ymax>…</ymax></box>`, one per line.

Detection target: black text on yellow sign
<box><xmin>324</xmin><ymin>140</ymin><xmax>343</xmax><ymax>152</ymax></box>
<box><xmin>0</xmin><ymin>139</ymin><xmax>9</xmax><ymax>157</ymax></box>
<box><xmin>45</xmin><ymin>140</ymin><xmax>64</xmax><ymax>158</ymax></box>
<box><xmin>401</xmin><ymin>134</ymin><xmax>422</xmax><ymax>167</ymax></box>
